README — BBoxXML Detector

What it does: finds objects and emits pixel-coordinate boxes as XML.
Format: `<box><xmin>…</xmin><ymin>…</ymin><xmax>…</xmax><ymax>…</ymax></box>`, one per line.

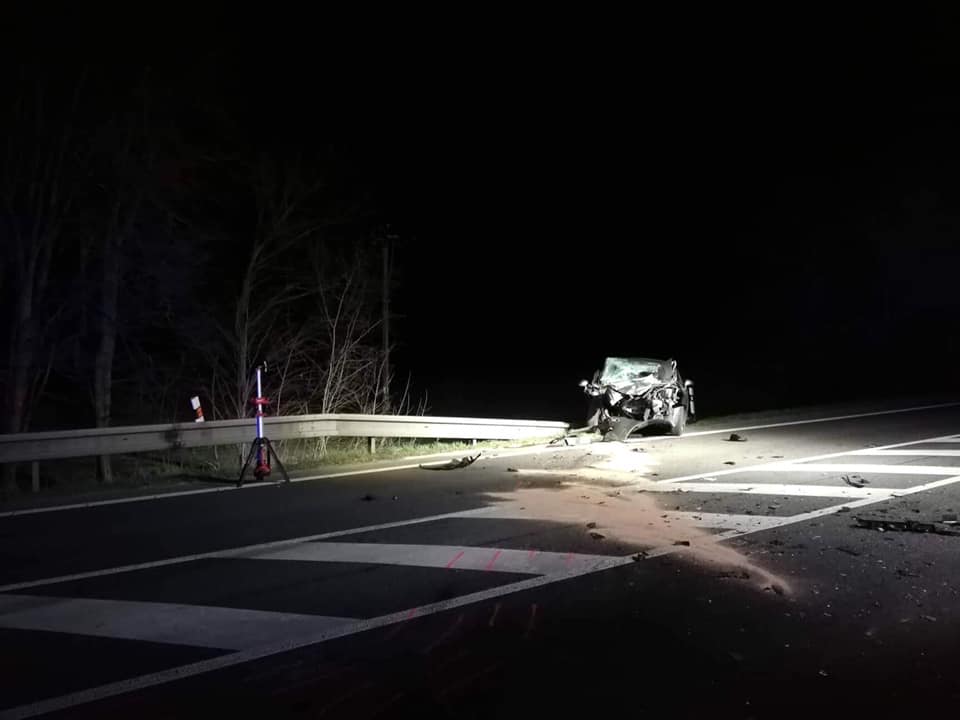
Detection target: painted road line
<box><xmin>0</xmin><ymin>507</ymin><xmax>497</xmax><ymax>594</ymax></box>
<box><xmin>9</xmin><ymin>467</ymin><xmax>960</xmax><ymax>720</ymax></box>
<box><xmin>0</xmin><ymin>555</ymin><xmax>633</xmax><ymax>720</ymax></box>
<box><xmin>677</xmin><ymin>402</ymin><xmax>960</xmax><ymax>439</ymax></box>
<box><xmin>847</xmin><ymin>449</ymin><xmax>960</xmax><ymax>457</ymax></box>
<box><xmin>751</xmin><ymin>463</ymin><xmax>960</xmax><ymax>475</ymax></box>
<box><xmin>14</xmin><ymin>470</ymin><xmax>960</xmax><ymax>720</ymax></box>
<box><xmin>667</xmin><ymin>482</ymin><xmax>893</xmax><ymax>499</ymax></box>
<box><xmin>470</xmin><ymin>504</ymin><xmax>782</xmax><ymax>532</ymax></box>
<box><xmin>661</xmin><ymin>512</ymin><xmax>783</xmax><ymax>532</ymax></box>
<box><xmin>657</xmin><ymin>431</ymin><xmax>960</xmax><ymax>484</ymax></box>
<box><xmin>0</xmin><ymin>482</ymin><xmax>275</xmax><ymax>519</ymax></box>
<box><xmin>237</xmin><ymin>542</ymin><xmax>615</xmax><ymax>576</ymax></box>
<box><xmin>5</xmin><ymin>403</ymin><xmax>958</xmax><ymax>520</ymax></box>
<box><xmin>0</xmin><ymin>594</ymin><xmax>354</xmax><ymax>651</ymax></box>
<box><xmin>7</xmin><ymin>430</ymin><xmax>958</xmax><ymax>593</ymax></box>
<box><xmin>714</xmin><ymin>472</ymin><xmax>960</xmax><ymax>540</ymax></box>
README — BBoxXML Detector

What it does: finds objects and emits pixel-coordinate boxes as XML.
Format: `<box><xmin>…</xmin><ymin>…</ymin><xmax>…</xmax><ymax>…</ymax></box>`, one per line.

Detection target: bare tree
<box><xmin>0</xmin><ymin>69</ymin><xmax>87</xmax><ymax>493</ymax></box>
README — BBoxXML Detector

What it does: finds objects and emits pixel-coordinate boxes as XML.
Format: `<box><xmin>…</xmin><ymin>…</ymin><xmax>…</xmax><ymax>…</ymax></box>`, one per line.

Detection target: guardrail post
<box><xmin>31</xmin><ymin>462</ymin><xmax>39</xmax><ymax>493</ymax></box>
<box><xmin>368</xmin><ymin>437</ymin><xmax>377</xmax><ymax>454</ymax></box>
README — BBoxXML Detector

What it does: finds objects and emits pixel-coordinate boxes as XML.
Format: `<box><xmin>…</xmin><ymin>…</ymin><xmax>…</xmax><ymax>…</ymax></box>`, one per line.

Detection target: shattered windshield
<box><xmin>599</xmin><ymin>357</ymin><xmax>668</xmax><ymax>391</ymax></box>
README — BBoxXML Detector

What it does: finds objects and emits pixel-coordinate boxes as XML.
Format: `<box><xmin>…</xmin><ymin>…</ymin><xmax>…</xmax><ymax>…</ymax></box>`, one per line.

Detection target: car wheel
<box><xmin>669</xmin><ymin>406</ymin><xmax>687</xmax><ymax>436</ymax></box>
<box><xmin>586</xmin><ymin>398</ymin><xmax>603</xmax><ymax>429</ymax></box>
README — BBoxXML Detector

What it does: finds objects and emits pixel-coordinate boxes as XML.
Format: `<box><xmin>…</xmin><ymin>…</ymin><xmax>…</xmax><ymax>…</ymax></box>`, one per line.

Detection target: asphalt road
<box><xmin>3</xmin><ymin>400</ymin><xmax>960</xmax><ymax>718</ymax></box>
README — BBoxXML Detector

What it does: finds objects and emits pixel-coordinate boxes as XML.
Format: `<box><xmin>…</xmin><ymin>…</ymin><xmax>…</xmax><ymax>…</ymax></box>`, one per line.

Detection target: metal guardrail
<box><xmin>0</xmin><ymin>414</ymin><xmax>571</xmax><ymax>464</ymax></box>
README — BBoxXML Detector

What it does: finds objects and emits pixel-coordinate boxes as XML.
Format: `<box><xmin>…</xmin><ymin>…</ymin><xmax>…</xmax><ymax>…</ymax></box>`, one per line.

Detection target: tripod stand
<box><xmin>237</xmin><ymin>363</ymin><xmax>290</xmax><ymax>487</ymax></box>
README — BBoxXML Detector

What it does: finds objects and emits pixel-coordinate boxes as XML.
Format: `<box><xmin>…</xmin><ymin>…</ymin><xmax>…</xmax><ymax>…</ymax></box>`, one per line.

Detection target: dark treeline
<box><xmin>0</xmin><ymin>64</ymin><xmax>405</xmax><ymax>489</ymax></box>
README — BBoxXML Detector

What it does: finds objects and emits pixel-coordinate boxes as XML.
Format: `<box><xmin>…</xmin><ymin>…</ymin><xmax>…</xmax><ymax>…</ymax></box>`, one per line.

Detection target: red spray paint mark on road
<box><xmin>445</xmin><ymin>550</ymin><xmax>465</xmax><ymax>569</ymax></box>
<box><xmin>528</xmin><ymin>549</ymin><xmax>539</xmax><ymax>561</ymax></box>
<box><xmin>485</xmin><ymin>549</ymin><xmax>503</xmax><ymax>571</ymax></box>
<box><xmin>564</xmin><ymin>552</ymin><xmax>575</xmax><ymax>566</ymax></box>
<box><xmin>406</xmin><ymin>608</ymin><xmax>417</xmax><ymax>620</ymax></box>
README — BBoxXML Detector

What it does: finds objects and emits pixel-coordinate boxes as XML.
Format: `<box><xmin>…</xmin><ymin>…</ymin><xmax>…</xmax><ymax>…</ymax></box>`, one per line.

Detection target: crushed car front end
<box><xmin>580</xmin><ymin>357</ymin><xmax>695</xmax><ymax>441</ymax></box>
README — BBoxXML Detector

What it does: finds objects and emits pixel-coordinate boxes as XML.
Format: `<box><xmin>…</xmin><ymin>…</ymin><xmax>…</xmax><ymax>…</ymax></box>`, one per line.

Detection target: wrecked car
<box><xmin>579</xmin><ymin>357</ymin><xmax>696</xmax><ymax>440</ymax></box>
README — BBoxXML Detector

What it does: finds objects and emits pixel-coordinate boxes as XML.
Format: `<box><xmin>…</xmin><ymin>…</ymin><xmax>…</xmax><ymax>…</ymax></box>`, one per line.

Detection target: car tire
<box><xmin>586</xmin><ymin>398</ymin><xmax>603</xmax><ymax>429</ymax></box>
<box><xmin>669</xmin><ymin>406</ymin><xmax>687</xmax><ymax>436</ymax></box>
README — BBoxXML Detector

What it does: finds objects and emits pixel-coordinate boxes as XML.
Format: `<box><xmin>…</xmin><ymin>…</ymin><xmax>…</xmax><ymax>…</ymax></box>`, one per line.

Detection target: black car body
<box><xmin>580</xmin><ymin>357</ymin><xmax>695</xmax><ymax>440</ymax></box>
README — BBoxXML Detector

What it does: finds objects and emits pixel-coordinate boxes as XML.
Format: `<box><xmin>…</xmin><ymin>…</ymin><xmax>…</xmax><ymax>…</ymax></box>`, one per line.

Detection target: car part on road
<box><xmin>420</xmin><ymin>454</ymin><xmax>481</xmax><ymax>470</ymax></box>
<box><xmin>579</xmin><ymin>357</ymin><xmax>695</xmax><ymax>441</ymax></box>
<box><xmin>853</xmin><ymin>516</ymin><xmax>960</xmax><ymax>536</ymax></box>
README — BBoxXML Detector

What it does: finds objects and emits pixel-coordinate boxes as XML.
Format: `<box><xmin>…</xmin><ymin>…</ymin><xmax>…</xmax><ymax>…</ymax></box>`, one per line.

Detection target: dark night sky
<box><xmin>334</xmin><ymin>18</ymin><xmax>960</xmax><ymax>421</ymax></box>
<box><xmin>13</xmin><ymin>10</ymin><xmax>960</xmax><ymax>425</ymax></box>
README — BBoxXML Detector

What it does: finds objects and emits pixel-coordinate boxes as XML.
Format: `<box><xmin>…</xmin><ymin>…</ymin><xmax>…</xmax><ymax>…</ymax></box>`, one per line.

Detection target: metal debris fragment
<box><xmin>854</xmin><ymin>516</ymin><xmax>960</xmax><ymax>536</ymax></box>
<box><xmin>842</xmin><ymin>475</ymin><xmax>867</xmax><ymax>488</ymax></box>
<box><xmin>419</xmin><ymin>454</ymin><xmax>481</xmax><ymax>471</ymax></box>
<box><xmin>727</xmin><ymin>433</ymin><xmax>747</xmax><ymax>442</ymax></box>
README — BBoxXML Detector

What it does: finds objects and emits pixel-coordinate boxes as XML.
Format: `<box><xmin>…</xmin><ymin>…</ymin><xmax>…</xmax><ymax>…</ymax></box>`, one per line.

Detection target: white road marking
<box><xmin>0</xmin><ymin>507</ymin><xmax>497</xmax><ymax>594</ymax></box>
<box><xmin>238</xmin><ymin>542</ymin><xmax>615</xmax><ymax>576</ymax></box>
<box><xmin>6</xmin><ymin>425</ymin><xmax>960</xmax><ymax>718</ymax></box>
<box><xmin>677</xmin><ymin>402</ymin><xmax>960</xmax><ymax>438</ymax></box>
<box><xmin>752</xmin><ymin>463</ymin><xmax>960</xmax><ymax>475</ymax></box>
<box><xmin>656</xmin><ymin>432</ymin><xmax>960</xmax><ymax>484</ymax></box>
<box><xmin>0</xmin><ymin>555</ymin><xmax>632</xmax><ymax>720</ymax></box>
<box><xmin>0</xmin><ymin>482</ymin><xmax>275</xmax><ymax>519</ymax></box>
<box><xmin>3</xmin><ymin>403</ymin><xmax>957</xmax><ymax>519</ymax></box>
<box><xmin>713</xmin><ymin>472</ymin><xmax>960</xmax><ymax>539</ymax></box>
<box><xmin>847</xmin><ymin>448</ymin><xmax>960</xmax><ymax>457</ymax></box>
<box><xmin>661</xmin><ymin>512</ymin><xmax>784</xmax><ymax>532</ymax></box>
<box><xmin>472</xmin><ymin>504</ymin><xmax>782</xmax><ymax>532</ymax></box>
<box><xmin>0</xmin><ymin>594</ymin><xmax>353</xmax><ymax>651</ymax></box>
<box><xmin>14</xmin><ymin>469</ymin><xmax>960</xmax><ymax>720</ymax></box>
<box><xmin>668</xmin><ymin>482</ymin><xmax>894</xmax><ymax>498</ymax></box>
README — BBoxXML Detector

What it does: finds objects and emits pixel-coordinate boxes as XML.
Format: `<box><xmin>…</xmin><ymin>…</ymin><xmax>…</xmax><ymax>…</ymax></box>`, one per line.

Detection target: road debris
<box><xmin>838</xmin><ymin>506</ymin><xmax>851</xmax><ymax>513</ymax></box>
<box><xmin>727</xmin><ymin>433</ymin><xmax>747</xmax><ymax>442</ymax></box>
<box><xmin>835</xmin><ymin>546</ymin><xmax>861</xmax><ymax>557</ymax></box>
<box><xmin>420</xmin><ymin>454</ymin><xmax>481</xmax><ymax>471</ymax></box>
<box><xmin>589</xmin><ymin>531</ymin><xmax>606</xmax><ymax>540</ymax></box>
<box><xmin>854</xmin><ymin>516</ymin><xmax>960</xmax><ymax>536</ymax></box>
<box><xmin>632</xmin><ymin>551</ymin><xmax>649</xmax><ymax>561</ymax></box>
<box><xmin>724</xmin><ymin>461</ymin><xmax>736</xmax><ymax>465</ymax></box>
<box><xmin>361</xmin><ymin>494</ymin><xmax>375</xmax><ymax>502</ymax></box>
<box><xmin>507</xmin><ymin>467</ymin><xmax>518</xmax><ymax>473</ymax></box>
<box><xmin>585</xmin><ymin>522</ymin><xmax>598</xmax><ymax>529</ymax></box>
<box><xmin>922</xmin><ymin>615</ymin><xmax>938</xmax><ymax>623</ymax></box>
<box><xmin>842</xmin><ymin>474</ymin><xmax>868</xmax><ymax>488</ymax></box>
<box><xmin>674</xmin><ymin>540</ymin><xmax>691</xmax><ymax>546</ymax></box>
